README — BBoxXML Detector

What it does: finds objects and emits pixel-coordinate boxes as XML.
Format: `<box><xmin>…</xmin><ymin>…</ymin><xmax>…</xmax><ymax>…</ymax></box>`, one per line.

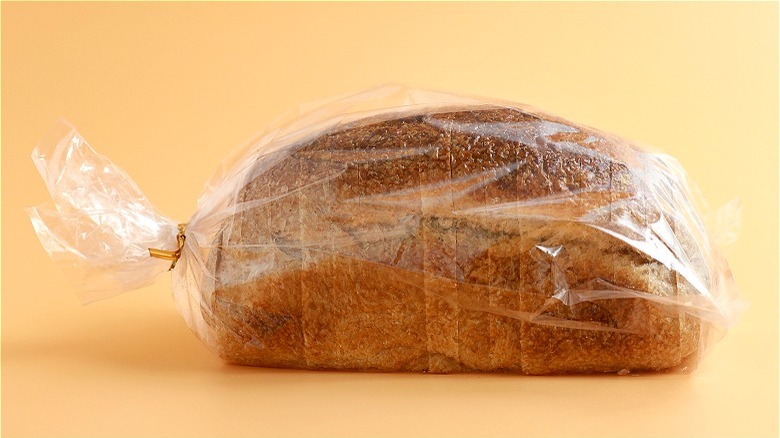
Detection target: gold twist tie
<box><xmin>148</xmin><ymin>223</ymin><xmax>187</xmax><ymax>271</ymax></box>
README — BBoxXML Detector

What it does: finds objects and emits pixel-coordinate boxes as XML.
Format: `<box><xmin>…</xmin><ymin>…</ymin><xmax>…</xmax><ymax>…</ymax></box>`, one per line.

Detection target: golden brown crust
<box><xmin>210</xmin><ymin>106</ymin><xmax>701</xmax><ymax>374</ymax></box>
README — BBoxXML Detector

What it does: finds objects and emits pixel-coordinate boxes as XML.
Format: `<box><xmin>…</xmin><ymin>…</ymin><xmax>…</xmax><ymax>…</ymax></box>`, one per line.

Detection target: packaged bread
<box><xmin>29</xmin><ymin>86</ymin><xmax>740</xmax><ymax>374</ymax></box>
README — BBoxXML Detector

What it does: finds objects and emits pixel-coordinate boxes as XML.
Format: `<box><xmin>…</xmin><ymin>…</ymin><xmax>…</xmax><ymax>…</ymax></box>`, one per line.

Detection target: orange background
<box><xmin>2</xmin><ymin>2</ymin><xmax>777</xmax><ymax>437</ymax></box>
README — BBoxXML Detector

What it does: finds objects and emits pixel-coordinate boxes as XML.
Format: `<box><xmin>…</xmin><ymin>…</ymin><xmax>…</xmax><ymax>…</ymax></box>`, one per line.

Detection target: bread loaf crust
<box><xmin>208</xmin><ymin>105</ymin><xmax>702</xmax><ymax>374</ymax></box>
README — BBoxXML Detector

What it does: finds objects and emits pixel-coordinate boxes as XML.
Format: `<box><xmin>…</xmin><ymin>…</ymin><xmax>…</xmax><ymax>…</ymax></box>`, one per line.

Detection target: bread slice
<box><xmin>208</xmin><ymin>106</ymin><xmax>703</xmax><ymax>374</ymax></box>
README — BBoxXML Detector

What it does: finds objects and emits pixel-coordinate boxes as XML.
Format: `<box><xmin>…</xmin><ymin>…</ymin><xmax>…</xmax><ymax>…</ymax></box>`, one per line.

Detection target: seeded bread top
<box><xmin>214</xmin><ymin>105</ymin><xmax>706</xmax><ymax>303</ymax></box>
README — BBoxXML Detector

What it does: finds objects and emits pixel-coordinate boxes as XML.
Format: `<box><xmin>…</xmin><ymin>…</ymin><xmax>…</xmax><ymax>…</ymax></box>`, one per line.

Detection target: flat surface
<box><xmin>2</xmin><ymin>3</ymin><xmax>778</xmax><ymax>437</ymax></box>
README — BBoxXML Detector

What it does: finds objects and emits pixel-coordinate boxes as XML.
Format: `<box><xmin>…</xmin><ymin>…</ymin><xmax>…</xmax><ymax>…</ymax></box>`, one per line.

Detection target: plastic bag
<box><xmin>29</xmin><ymin>85</ymin><xmax>741</xmax><ymax>374</ymax></box>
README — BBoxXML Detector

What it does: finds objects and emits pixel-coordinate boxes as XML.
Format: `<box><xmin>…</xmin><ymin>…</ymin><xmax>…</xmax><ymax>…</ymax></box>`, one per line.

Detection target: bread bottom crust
<box><xmin>209</xmin><ymin>254</ymin><xmax>701</xmax><ymax>375</ymax></box>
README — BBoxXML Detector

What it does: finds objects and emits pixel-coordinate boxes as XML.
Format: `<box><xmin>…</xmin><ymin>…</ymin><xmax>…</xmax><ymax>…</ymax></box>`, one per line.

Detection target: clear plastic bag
<box><xmin>29</xmin><ymin>85</ymin><xmax>741</xmax><ymax>374</ymax></box>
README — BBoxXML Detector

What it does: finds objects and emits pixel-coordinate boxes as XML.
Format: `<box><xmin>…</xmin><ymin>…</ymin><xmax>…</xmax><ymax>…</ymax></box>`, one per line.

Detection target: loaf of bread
<box><xmin>28</xmin><ymin>88</ymin><xmax>736</xmax><ymax>374</ymax></box>
<box><xmin>204</xmin><ymin>105</ymin><xmax>713</xmax><ymax>374</ymax></box>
